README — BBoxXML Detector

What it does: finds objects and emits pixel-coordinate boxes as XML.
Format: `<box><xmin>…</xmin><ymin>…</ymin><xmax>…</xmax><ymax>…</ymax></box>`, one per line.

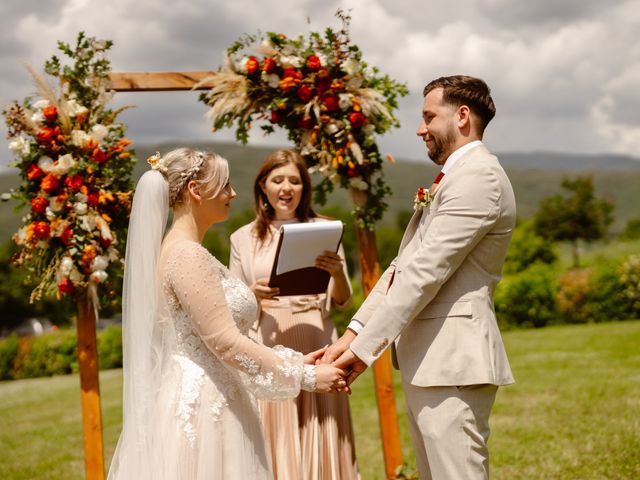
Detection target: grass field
<box><xmin>1</xmin><ymin>321</ymin><xmax>639</xmax><ymax>479</ymax></box>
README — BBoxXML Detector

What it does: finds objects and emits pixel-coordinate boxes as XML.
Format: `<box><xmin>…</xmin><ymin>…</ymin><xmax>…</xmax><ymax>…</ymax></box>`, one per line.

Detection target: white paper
<box><xmin>275</xmin><ymin>220</ymin><xmax>344</xmax><ymax>275</ymax></box>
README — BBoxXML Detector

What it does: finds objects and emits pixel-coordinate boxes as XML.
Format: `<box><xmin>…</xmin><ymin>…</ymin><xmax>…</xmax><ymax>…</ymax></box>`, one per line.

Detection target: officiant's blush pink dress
<box><xmin>230</xmin><ymin>218</ymin><xmax>359</xmax><ymax>480</ymax></box>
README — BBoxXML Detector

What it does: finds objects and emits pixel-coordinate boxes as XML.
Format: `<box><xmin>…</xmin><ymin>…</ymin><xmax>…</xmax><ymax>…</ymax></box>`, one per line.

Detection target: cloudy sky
<box><xmin>2</xmin><ymin>0</ymin><xmax>639</xmax><ymax>170</ymax></box>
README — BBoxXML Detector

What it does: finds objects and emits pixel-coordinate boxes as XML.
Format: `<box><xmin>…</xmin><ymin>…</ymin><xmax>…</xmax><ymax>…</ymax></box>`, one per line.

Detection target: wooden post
<box><xmin>77</xmin><ymin>292</ymin><xmax>105</xmax><ymax>480</ymax></box>
<box><xmin>107</xmin><ymin>72</ymin><xmax>404</xmax><ymax>478</ymax></box>
<box><xmin>354</xmin><ymin>224</ymin><xmax>404</xmax><ymax>479</ymax></box>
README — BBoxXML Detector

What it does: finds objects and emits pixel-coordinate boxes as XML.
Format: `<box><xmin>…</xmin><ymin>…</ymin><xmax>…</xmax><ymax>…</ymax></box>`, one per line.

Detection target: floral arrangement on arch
<box><xmin>3</xmin><ymin>32</ymin><xmax>135</xmax><ymax>302</ymax></box>
<box><xmin>198</xmin><ymin>10</ymin><xmax>408</xmax><ymax>229</ymax></box>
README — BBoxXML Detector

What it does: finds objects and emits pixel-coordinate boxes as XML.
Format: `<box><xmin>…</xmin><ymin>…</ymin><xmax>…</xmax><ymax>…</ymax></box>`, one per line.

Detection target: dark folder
<box><xmin>268</xmin><ymin>221</ymin><xmax>344</xmax><ymax>296</ymax></box>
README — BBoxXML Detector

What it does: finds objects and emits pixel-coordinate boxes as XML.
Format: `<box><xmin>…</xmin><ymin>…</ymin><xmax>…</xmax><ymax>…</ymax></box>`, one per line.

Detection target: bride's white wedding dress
<box><xmin>108</xmin><ymin>239</ymin><xmax>315</xmax><ymax>480</ymax></box>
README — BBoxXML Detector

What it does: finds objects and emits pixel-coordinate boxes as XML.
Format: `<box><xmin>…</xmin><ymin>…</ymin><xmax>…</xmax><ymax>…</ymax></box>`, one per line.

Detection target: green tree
<box><xmin>533</xmin><ymin>175</ymin><xmax>614</xmax><ymax>267</ymax></box>
<box><xmin>504</xmin><ymin>219</ymin><xmax>557</xmax><ymax>274</ymax></box>
<box><xmin>621</xmin><ymin>217</ymin><xmax>640</xmax><ymax>241</ymax></box>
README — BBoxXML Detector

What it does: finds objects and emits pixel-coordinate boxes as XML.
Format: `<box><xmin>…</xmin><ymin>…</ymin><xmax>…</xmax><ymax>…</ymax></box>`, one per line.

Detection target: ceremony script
<box><xmin>269</xmin><ymin>220</ymin><xmax>344</xmax><ymax>296</ymax></box>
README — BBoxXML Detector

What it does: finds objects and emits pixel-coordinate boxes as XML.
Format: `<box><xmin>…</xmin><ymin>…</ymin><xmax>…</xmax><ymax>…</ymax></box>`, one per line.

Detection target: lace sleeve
<box><xmin>166</xmin><ymin>242</ymin><xmax>315</xmax><ymax>398</ymax></box>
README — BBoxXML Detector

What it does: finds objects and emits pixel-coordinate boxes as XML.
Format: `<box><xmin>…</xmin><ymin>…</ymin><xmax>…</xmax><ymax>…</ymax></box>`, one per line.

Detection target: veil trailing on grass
<box><xmin>107</xmin><ymin>170</ymin><xmax>168</xmax><ymax>480</ymax></box>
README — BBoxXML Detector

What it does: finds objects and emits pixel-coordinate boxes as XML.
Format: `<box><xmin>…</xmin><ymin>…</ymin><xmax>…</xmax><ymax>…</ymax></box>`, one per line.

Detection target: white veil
<box><xmin>107</xmin><ymin>170</ymin><xmax>169</xmax><ymax>480</ymax></box>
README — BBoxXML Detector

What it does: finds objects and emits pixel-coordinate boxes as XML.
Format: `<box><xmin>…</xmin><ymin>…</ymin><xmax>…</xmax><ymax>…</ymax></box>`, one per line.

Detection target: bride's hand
<box><xmin>303</xmin><ymin>345</ymin><xmax>328</xmax><ymax>365</ymax></box>
<box><xmin>313</xmin><ymin>364</ymin><xmax>347</xmax><ymax>393</ymax></box>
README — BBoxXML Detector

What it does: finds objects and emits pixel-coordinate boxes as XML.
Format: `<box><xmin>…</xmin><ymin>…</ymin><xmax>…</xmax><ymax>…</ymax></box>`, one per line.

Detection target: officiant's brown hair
<box><xmin>253</xmin><ymin>149</ymin><xmax>316</xmax><ymax>243</ymax></box>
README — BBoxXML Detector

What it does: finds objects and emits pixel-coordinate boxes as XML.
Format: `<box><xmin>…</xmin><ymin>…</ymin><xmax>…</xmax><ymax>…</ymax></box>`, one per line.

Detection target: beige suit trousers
<box><xmin>402</xmin><ymin>381</ymin><xmax>498</xmax><ymax>480</ymax></box>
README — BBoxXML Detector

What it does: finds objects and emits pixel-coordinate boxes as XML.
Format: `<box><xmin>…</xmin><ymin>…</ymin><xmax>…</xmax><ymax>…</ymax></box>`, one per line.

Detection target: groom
<box><xmin>324</xmin><ymin>75</ymin><xmax>516</xmax><ymax>479</ymax></box>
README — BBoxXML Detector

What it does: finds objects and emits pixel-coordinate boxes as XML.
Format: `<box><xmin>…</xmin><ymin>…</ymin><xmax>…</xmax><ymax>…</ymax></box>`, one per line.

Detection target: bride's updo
<box><xmin>151</xmin><ymin>148</ymin><xmax>229</xmax><ymax>208</ymax></box>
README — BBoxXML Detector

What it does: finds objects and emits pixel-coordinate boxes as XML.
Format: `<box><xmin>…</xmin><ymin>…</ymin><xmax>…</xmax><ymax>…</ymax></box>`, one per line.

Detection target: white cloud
<box><xmin>1</xmin><ymin>0</ymin><xmax>640</xmax><ymax>172</ymax></box>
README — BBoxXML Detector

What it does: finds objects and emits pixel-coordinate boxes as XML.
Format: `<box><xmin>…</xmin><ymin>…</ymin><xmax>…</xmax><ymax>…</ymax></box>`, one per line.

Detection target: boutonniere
<box><xmin>413</xmin><ymin>187</ymin><xmax>433</xmax><ymax>210</ymax></box>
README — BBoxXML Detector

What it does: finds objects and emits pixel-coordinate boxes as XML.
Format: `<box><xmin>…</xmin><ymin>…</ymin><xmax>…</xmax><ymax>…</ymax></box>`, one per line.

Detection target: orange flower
<box><xmin>101</xmin><ymin>213</ymin><xmax>112</xmax><ymax>223</ymax></box>
<box><xmin>41</xmin><ymin>173</ymin><xmax>60</xmax><ymax>193</ymax></box>
<box><xmin>306</xmin><ymin>55</ymin><xmax>321</xmax><ymax>71</ymax></box>
<box><xmin>82</xmin><ymin>244</ymin><xmax>97</xmax><ymax>265</ymax></box>
<box><xmin>42</xmin><ymin>105</ymin><xmax>58</xmax><ymax>121</ymax></box>
<box><xmin>263</xmin><ymin>57</ymin><xmax>277</xmax><ymax>74</ymax></box>
<box><xmin>93</xmin><ymin>148</ymin><xmax>107</xmax><ymax>164</ymax></box>
<box><xmin>27</xmin><ymin>164</ymin><xmax>45</xmax><ymax>181</ymax></box>
<box><xmin>246</xmin><ymin>56</ymin><xmax>260</xmax><ymax>75</ymax></box>
<box><xmin>64</xmin><ymin>174</ymin><xmax>84</xmax><ymax>191</ymax></box>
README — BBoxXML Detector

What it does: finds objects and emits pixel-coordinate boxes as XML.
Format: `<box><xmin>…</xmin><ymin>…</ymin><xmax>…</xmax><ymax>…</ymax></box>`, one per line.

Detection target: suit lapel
<box><xmin>399</xmin><ymin>208</ymin><xmax>423</xmax><ymax>253</ymax></box>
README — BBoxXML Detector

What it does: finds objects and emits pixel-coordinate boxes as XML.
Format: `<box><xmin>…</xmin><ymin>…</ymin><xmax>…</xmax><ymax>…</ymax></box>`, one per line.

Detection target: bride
<box><xmin>107</xmin><ymin>148</ymin><xmax>347</xmax><ymax>480</ymax></box>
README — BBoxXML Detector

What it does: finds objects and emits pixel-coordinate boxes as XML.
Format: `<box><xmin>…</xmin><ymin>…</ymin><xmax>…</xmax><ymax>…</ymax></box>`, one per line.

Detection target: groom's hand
<box><xmin>332</xmin><ymin>349</ymin><xmax>367</xmax><ymax>388</ymax></box>
<box><xmin>319</xmin><ymin>329</ymin><xmax>356</xmax><ymax>364</ymax></box>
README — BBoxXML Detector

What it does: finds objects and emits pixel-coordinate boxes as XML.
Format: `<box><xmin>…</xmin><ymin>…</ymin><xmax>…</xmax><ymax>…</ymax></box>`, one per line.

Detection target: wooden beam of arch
<box><xmin>108</xmin><ymin>69</ymin><xmax>404</xmax><ymax>478</ymax></box>
<box><xmin>109</xmin><ymin>71</ymin><xmax>216</xmax><ymax>92</ymax></box>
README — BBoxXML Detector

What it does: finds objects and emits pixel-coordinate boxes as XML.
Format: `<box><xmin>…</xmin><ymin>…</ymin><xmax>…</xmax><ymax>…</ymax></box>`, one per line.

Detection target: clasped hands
<box><xmin>303</xmin><ymin>329</ymin><xmax>366</xmax><ymax>394</ymax></box>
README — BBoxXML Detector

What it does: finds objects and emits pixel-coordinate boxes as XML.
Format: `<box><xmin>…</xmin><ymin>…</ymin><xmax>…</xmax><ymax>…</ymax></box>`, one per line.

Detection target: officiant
<box><xmin>230</xmin><ymin>149</ymin><xmax>359</xmax><ymax>480</ymax></box>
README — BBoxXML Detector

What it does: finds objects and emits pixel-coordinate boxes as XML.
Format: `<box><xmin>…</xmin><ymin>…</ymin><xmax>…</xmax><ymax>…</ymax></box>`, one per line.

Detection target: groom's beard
<box><xmin>427</xmin><ymin>125</ymin><xmax>456</xmax><ymax>166</ymax></box>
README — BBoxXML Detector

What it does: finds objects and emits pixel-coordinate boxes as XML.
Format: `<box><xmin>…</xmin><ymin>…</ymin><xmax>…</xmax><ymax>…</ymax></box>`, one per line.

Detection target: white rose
<box><xmin>33</xmin><ymin>99</ymin><xmax>50</xmax><ymax>110</ymax></box>
<box><xmin>54</xmin><ymin>154</ymin><xmax>76</xmax><ymax>175</ymax></box>
<box><xmin>71</xmin><ymin>130</ymin><xmax>90</xmax><ymax>147</ymax></box>
<box><xmin>91</xmin><ymin>255</ymin><xmax>109</xmax><ymax>272</ymax></box>
<box><xmin>280</xmin><ymin>55</ymin><xmax>303</xmax><ymax>68</ymax></box>
<box><xmin>31</xmin><ymin>111</ymin><xmax>44</xmax><ymax>124</ymax></box>
<box><xmin>45</xmin><ymin>207</ymin><xmax>56</xmax><ymax>221</ymax></box>
<box><xmin>339</xmin><ymin>94</ymin><xmax>352</xmax><ymax>111</ymax></box>
<box><xmin>37</xmin><ymin>156</ymin><xmax>55</xmax><ymax>173</ymax></box>
<box><xmin>325</xmin><ymin>123</ymin><xmax>339</xmax><ymax>135</ymax></box>
<box><xmin>49</xmin><ymin>196</ymin><xmax>64</xmax><ymax>212</ymax></box>
<box><xmin>266</xmin><ymin>73</ymin><xmax>280</xmax><ymax>88</ymax></box>
<box><xmin>90</xmin><ymin>124</ymin><xmax>110</xmax><ymax>143</ymax></box>
<box><xmin>75</xmin><ymin>192</ymin><xmax>88</xmax><ymax>203</ymax></box>
<box><xmin>90</xmin><ymin>270</ymin><xmax>108</xmax><ymax>283</ymax></box>
<box><xmin>74</xmin><ymin>202</ymin><xmax>88</xmax><ymax>215</ymax></box>
<box><xmin>96</xmin><ymin>217</ymin><xmax>113</xmax><ymax>241</ymax></box>
<box><xmin>8</xmin><ymin>137</ymin><xmax>31</xmax><ymax>156</ymax></box>
<box><xmin>318</xmin><ymin>53</ymin><xmax>329</xmax><ymax>67</ymax></box>
<box><xmin>70</xmin><ymin>267</ymin><xmax>84</xmax><ymax>284</ymax></box>
<box><xmin>80</xmin><ymin>212</ymin><xmax>98</xmax><ymax>232</ymax></box>
<box><xmin>341</xmin><ymin>58</ymin><xmax>360</xmax><ymax>76</ymax></box>
<box><xmin>14</xmin><ymin>226</ymin><xmax>28</xmax><ymax>245</ymax></box>
<box><xmin>65</xmin><ymin>98</ymin><xmax>88</xmax><ymax>117</ymax></box>
<box><xmin>60</xmin><ymin>257</ymin><xmax>74</xmax><ymax>276</ymax></box>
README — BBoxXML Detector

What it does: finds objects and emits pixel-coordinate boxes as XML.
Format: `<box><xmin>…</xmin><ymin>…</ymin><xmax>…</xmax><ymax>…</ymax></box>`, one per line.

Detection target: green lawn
<box><xmin>1</xmin><ymin>321</ymin><xmax>639</xmax><ymax>479</ymax></box>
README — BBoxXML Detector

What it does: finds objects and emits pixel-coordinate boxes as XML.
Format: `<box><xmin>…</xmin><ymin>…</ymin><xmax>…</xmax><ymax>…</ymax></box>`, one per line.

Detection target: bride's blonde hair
<box><xmin>160</xmin><ymin>148</ymin><xmax>229</xmax><ymax>208</ymax></box>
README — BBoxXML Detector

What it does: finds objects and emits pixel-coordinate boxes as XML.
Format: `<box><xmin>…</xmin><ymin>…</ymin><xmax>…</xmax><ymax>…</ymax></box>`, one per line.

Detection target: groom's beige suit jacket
<box><xmin>350</xmin><ymin>144</ymin><xmax>515</xmax><ymax>387</ymax></box>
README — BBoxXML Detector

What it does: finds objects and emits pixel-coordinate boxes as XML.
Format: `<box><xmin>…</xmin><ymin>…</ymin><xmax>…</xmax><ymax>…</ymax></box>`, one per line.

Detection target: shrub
<box><xmin>621</xmin><ymin>218</ymin><xmax>640</xmax><ymax>240</ymax></box>
<box><xmin>495</xmin><ymin>263</ymin><xmax>558</xmax><ymax>328</ymax></box>
<box><xmin>98</xmin><ymin>325</ymin><xmax>123</xmax><ymax>369</ymax></box>
<box><xmin>17</xmin><ymin>330</ymin><xmax>78</xmax><ymax>379</ymax></box>
<box><xmin>0</xmin><ymin>335</ymin><xmax>20</xmax><ymax>380</ymax></box>
<box><xmin>504</xmin><ymin>220</ymin><xmax>557</xmax><ymax>274</ymax></box>
<box><xmin>620</xmin><ymin>255</ymin><xmax>640</xmax><ymax>314</ymax></box>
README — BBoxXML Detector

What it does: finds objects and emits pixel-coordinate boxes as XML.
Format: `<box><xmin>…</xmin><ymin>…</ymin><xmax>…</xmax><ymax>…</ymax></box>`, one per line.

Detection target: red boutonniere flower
<box><xmin>413</xmin><ymin>187</ymin><xmax>433</xmax><ymax>210</ymax></box>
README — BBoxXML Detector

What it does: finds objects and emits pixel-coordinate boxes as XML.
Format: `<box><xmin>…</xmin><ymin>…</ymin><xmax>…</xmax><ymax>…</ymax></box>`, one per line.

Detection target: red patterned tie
<box><xmin>431</xmin><ymin>171</ymin><xmax>445</xmax><ymax>192</ymax></box>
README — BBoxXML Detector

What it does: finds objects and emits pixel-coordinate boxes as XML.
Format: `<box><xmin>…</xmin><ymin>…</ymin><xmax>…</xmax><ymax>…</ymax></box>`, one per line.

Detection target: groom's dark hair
<box><xmin>423</xmin><ymin>75</ymin><xmax>496</xmax><ymax>134</ymax></box>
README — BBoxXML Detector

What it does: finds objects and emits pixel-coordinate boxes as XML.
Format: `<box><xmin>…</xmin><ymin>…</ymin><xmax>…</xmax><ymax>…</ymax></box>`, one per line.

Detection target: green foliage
<box><xmin>16</xmin><ymin>330</ymin><xmax>78</xmax><ymax>379</ymax></box>
<box><xmin>495</xmin><ymin>263</ymin><xmax>558</xmax><ymax>328</ymax></box>
<box><xmin>97</xmin><ymin>325</ymin><xmax>123</xmax><ymax>370</ymax></box>
<box><xmin>0</xmin><ymin>336</ymin><xmax>20</xmax><ymax>380</ymax></box>
<box><xmin>504</xmin><ymin>219</ymin><xmax>557</xmax><ymax>274</ymax></box>
<box><xmin>621</xmin><ymin>217</ymin><xmax>640</xmax><ymax>240</ymax></box>
<box><xmin>0</xmin><ymin>326</ymin><xmax>123</xmax><ymax>380</ymax></box>
<box><xmin>533</xmin><ymin>175</ymin><xmax>614</xmax><ymax>267</ymax></box>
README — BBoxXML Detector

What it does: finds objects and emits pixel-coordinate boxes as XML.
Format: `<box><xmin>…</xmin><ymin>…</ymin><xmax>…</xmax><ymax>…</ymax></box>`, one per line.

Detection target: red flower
<box><xmin>298</xmin><ymin>116</ymin><xmax>314</xmax><ymax>129</ymax></box>
<box><xmin>27</xmin><ymin>164</ymin><xmax>44</xmax><ymax>181</ymax></box>
<box><xmin>331</xmin><ymin>79</ymin><xmax>344</xmax><ymax>92</ymax></box>
<box><xmin>246</xmin><ymin>56</ymin><xmax>260</xmax><ymax>75</ymax></box>
<box><xmin>41</xmin><ymin>173</ymin><xmax>60</xmax><ymax>193</ymax></box>
<box><xmin>297</xmin><ymin>85</ymin><xmax>314</xmax><ymax>103</ymax></box>
<box><xmin>31</xmin><ymin>197</ymin><xmax>48</xmax><ymax>214</ymax></box>
<box><xmin>349</xmin><ymin>112</ymin><xmax>366</xmax><ymax>129</ymax></box>
<box><xmin>64</xmin><ymin>174</ymin><xmax>84</xmax><ymax>191</ymax></box>
<box><xmin>36</xmin><ymin>126</ymin><xmax>60</xmax><ymax>143</ymax></box>
<box><xmin>87</xmin><ymin>192</ymin><xmax>100</xmax><ymax>207</ymax></box>
<box><xmin>282</xmin><ymin>68</ymin><xmax>302</xmax><ymax>80</ymax></box>
<box><xmin>263</xmin><ymin>57</ymin><xmax>277</xmax><ymax>74</ymax></box>
<box><xmin>92</xmin><ymin>148</ymin><xmax>107</xmax><ymax>164</ymax></box>
<box><xmin>316</xmin><ymin>76</ymin><xmax>332</xmax><ymax>95</ymax></box>
<box><xmin>33</xmin><ymin>221</ymin><xmax>51</xmax><ymax>240</ymax></box>
<box><xmin>42</xmin><ymin>105</ymin><xmax>58</xmax><ymax>122</ymax></box>
<box><xmin>321</xmin><ymin>93</ymin><xmax>340</xmax><ymax>112</ymax></box>
<box><xmin>99</xmin><ymin>235</ymin><xmax>112</xmax><ymax>249</ymax></box>
<box><xmin>270</xmin><ymin>110</ymin><xmax>282</xmax><ymax>124</ymax></box>
<box><xmin>60</xmin><ymin>226</ymin><xmax>74</xmax><ymax>246</ymax></box>
<box><xmin>417</xmin><ymin>187</ymin><xmax>427</xmax><ymax>202</ymax></box>
<box><xmin>347</xmin><ymin>167</ymin><xmax>359</xmax><ymax>178</ymax></box>
<box><xmin>57</xmin><ymin>277</ymin><xmax>76</xmax><ymax>295</ymax></box>
<box><xmin>306</xmin><ymin>55</ymin><xmax>321</xmax><ymax>71</ymax></box>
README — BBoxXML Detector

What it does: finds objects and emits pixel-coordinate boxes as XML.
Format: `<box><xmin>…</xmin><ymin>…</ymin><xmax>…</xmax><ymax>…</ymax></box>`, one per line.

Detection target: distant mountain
<box><xmin>2</xmin><ymin>142</ymin><xmax>640</xmax><ymax>239</ymax></box>
<box><xmin>490</xmin><ymin>151</ymin><xmax>640</xmax><ymax>171</ymax></box>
